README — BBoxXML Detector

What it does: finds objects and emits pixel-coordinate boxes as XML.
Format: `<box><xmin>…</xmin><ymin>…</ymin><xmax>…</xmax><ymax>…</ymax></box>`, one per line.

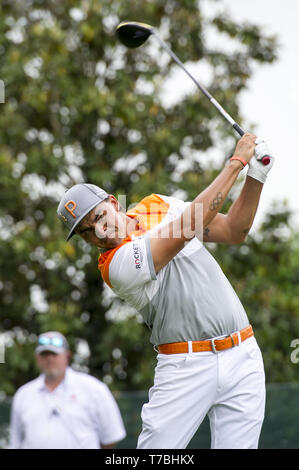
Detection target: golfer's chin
<box><xmin>95</xmin><ymin>235</ymin><xmax>124</xmax><ymax>250</ymax></box>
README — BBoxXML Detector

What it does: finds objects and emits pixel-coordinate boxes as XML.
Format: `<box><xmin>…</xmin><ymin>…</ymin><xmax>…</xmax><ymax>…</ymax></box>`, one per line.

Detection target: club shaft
<box><xmin>153</xmin><ymin>32</ymin><xmax>245</xmax><ymax>137</ymax></box>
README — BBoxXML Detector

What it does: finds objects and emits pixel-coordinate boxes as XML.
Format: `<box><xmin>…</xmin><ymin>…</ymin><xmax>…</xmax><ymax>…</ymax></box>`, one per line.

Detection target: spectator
<box><xmin>10</xmin><ymin>331</ymin><xmax>126</xmax><ymax>449</ymax></box>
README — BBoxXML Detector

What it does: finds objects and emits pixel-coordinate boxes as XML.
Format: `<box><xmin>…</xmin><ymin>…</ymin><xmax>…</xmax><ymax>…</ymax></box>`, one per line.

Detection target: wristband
<box><xmin>230</xmin><ymin>156</ymin><xmax>248</xmax><ymax>167</ymax></box>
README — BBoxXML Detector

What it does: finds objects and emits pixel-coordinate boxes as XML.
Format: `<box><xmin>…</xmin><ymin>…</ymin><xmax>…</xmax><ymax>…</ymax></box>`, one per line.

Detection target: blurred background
<box><xmin>0</xmin><ymin>0</ymin><xmax>299</xmax><ymax>449</ymax></box>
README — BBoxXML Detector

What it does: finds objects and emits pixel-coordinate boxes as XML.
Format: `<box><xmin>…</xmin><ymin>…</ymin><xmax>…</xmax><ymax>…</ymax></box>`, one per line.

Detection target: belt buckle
<box><xmin>210</xmin><ymin>334</ymin><xmax>228</xmax><ymax>353</ymax></box>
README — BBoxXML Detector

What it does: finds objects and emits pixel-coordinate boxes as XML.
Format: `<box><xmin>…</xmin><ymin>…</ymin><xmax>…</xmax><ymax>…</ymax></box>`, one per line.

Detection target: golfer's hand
<box><xmin>232</xmin><ymin>133</ymin><xmax>257</xmax><ymax>165</ymax></box>
<box><xmin>247</xmin><ymin>137</ymin><xmax>275</xmax><ymax>184</ymax></box>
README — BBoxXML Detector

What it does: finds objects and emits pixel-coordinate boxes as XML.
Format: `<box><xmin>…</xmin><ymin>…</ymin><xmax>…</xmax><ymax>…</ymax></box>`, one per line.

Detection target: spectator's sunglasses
<box><xmin>38</xmin><ymin>337</ymin><xmax>64</xmax><ymax>347</ymax></box>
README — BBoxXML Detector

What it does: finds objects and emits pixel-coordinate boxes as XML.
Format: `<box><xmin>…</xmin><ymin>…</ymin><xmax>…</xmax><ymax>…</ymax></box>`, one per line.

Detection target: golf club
<box><xmin>116</xmin><ymin>21</ymin><xmax>270</xmax><ymax>166</ymax></box>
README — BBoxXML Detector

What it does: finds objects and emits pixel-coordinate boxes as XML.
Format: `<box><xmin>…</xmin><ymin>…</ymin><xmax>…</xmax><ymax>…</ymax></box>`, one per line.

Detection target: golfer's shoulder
<box><xmin>139</xmin><ymin>193</ymin><xmax>167</xmax><ymax>204</ymax></box>
<box><xmin>133</xmin><ymin>193</ymin><xmax>188</xmax><ymax>220</ymax></box>
<box><xmin>156</xmin><ymin>194</ymin><xmax>190</xmax><ymax>214</ymax></box>
<box><xmin>141</xmin><ymin>193</ymin><xmax>186</xmax><ymax>208</ymax></box>
<box><xmin>128</xmin><ymin>193</ymin><xmax>169</xmax><ymax>216</ymax></box>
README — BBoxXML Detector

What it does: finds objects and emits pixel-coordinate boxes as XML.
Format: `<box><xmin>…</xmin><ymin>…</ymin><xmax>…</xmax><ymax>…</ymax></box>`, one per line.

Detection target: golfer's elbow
<box><xmin>231</xmin><ymin>228</ymin><xmax>250</xmax><ymax>244</ymax></box>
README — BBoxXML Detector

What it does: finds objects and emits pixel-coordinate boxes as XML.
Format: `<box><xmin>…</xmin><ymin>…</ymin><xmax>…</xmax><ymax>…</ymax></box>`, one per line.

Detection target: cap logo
<box><xmin>64</xmin><ymin>200</ymin><xmax>77</xmax><ymax>218</ymax></box>
<box><xmin>58</xmin><ymin>212</ymin><xmax>67</xmax><ymax>223</ymax></box>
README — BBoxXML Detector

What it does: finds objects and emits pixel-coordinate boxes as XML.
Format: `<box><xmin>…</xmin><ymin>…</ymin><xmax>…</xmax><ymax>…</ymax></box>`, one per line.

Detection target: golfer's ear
<box><xmin>109</xmin><ymin>195</ymin><xmax>121</xmax><ymax>211</ymax></box>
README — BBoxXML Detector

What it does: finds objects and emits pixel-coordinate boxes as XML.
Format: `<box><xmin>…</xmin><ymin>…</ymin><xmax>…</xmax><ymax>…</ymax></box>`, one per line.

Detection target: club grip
<box><xmin>233</xmin><ymin>123</ymin><xmax>245</xmax><ymax>137</ymax></box>
<box><xmin>261</xmin><ymin>156</ymin><xmax>271</xmax><ymax>166</ymax></box>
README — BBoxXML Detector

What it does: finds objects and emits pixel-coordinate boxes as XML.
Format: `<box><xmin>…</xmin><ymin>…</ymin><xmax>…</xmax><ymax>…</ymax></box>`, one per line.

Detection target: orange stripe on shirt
<box><xmin>98</xmin><ymin>194</ymin><xmax>169</xmax><ymax>287</ymax></box>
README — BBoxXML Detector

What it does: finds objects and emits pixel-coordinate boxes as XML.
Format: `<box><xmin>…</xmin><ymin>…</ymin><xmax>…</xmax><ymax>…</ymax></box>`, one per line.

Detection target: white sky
<box><xmin>161</xmin><ymin>0</ymin><xmax>299</xmax><ymax>232</ymax></box>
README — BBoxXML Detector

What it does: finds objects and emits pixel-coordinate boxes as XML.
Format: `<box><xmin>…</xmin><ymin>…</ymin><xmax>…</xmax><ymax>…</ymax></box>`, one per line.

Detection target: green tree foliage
<box><xmin>1</xmin><ymin>0</ymin><xmax>296</xmax><ymax>395</ymax></box>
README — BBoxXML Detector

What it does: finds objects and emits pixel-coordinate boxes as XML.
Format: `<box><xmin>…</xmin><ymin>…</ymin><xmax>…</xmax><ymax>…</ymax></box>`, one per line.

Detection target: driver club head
<box><xmin>116</xmin><ymin>21</ymin><xmax>154</xmax><ymax>48</ymax></box>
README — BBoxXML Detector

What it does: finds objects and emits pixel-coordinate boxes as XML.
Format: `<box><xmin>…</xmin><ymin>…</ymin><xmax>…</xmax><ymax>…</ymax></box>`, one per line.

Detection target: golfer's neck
<box><xmin>126</xmin><ymin>215</ymin><xmax>139</xmax><ymax>235</ymax></box>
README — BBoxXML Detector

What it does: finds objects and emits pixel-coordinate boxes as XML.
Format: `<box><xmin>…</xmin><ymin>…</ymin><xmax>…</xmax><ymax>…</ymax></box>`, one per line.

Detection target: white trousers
<box><xmin>137</xmin><ymin>336</ymin><xmax>265</xmax><ymax>449</ymax></box>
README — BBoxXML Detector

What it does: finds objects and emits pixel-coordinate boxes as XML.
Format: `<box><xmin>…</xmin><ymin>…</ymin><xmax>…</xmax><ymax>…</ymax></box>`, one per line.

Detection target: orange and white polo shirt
<box><xmin>98</xmin><ymin>194</ymin><xmax>249</xmax><ymax>347</ymax></box>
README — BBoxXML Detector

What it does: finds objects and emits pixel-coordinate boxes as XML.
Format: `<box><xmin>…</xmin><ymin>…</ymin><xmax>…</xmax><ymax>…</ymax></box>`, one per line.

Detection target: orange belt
<box><xmin>157</xmin><ymin>325</ymin><xmax>254</xmax><ymax>354</ymax></box>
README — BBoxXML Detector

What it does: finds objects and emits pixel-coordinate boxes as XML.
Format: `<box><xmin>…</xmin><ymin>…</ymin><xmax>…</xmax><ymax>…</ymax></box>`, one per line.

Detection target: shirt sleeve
<box><xmin>109</xmin><ymin>233</ymin><xmax>156</xmax><ymax>293</ymax></box>
<box><xmin>9</xmin><ymin>392</ymin><xmax>24</xmax><ymax>449</ymax></box>
<box><xmin>93</xmin><ymin>384</ymin><xmax>126</xmax><ymax>447</ymax></box>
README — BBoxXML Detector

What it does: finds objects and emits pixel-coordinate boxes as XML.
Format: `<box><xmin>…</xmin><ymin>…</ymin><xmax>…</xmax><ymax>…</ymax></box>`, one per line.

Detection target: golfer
<box><xmin>57</xmin><ymin>133</ymin><xmax>274</xmax><ymax>449</ymax></box>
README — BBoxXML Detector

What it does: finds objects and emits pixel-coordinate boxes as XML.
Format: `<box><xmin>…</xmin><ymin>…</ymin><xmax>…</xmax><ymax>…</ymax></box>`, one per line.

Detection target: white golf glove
<box><xmin>247</xmin><ymin>137</ymin><xmax>275</xmax><ymax>184</ymax></box>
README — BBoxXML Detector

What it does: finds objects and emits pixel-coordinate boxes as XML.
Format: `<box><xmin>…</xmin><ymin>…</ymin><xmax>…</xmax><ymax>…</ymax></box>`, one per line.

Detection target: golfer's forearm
<box><xmin>187</xmin><ymin>161</ymin><xmax>243</xmax><ymax>236</ymax></box>
<box><xmin>226</xmin><ymin>175</ymin><xmax>263</xmax><ymax>239</ymax></box>
<box><xmin>150</xmin><ymin>161</ymin><xmax>243</xmax><ymax>272</ymax></box>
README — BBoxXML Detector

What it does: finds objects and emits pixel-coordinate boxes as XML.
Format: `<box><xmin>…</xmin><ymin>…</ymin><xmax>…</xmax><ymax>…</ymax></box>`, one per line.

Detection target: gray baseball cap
<box><xmin>57</xmin><ymin>183</ymin><xmax>109</xmax><ymax>240</ymax></box>
<box><xmin>35</xmin><ymin>331</ymin><xmax>69</xmax><ymax>355</ymax></box>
